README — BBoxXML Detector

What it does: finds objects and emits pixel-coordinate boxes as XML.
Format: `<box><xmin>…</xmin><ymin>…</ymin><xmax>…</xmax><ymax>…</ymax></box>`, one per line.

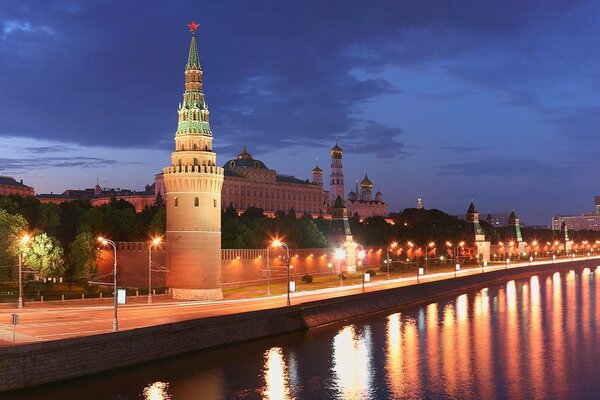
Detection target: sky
<box><xmin>2</xmin><ymin>0</ymin><xmax>600</xmax><ymax>225</ymax></box>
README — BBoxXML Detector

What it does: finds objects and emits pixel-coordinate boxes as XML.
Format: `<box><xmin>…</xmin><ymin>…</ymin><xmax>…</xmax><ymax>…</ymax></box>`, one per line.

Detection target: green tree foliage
<box><xmin>23</xmin><ymin>232</ymin><xmax>66</xmax><ymax>278</ymax></box>
<box><xmin>0</xmin><ymin>208</ymin><xmax>28</xmax><ymax>279</ymax></box>
<box><xmin>68</xmin><ymin>231</ymin><xmax>97</xmax><ymax>280</ymax></box>
<box><xmin>299</xmin><ymin>217</ymin><xmax>327</xmax><ymax>248</ymax></box>
<box><xmin>222</xmin><ymin>219</ymin><xmax>256</xmax><ymax>248</ymax></box>
<box><xmin>148</xmin><ymin>207</ymin><xmax>166</xmax><ymax>236</ymax></box>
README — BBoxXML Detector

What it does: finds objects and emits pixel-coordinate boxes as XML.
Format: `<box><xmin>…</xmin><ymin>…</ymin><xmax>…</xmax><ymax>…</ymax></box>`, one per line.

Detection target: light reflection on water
<box><xmin>9</xmin><ymin>267</ymin><xmax>600</xmax><ymax>400</ymax></box>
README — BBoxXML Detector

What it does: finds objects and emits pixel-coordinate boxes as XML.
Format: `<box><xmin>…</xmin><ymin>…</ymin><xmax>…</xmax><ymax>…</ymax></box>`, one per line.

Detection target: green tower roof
<box><xmin>186</xmin><ymin>32</ymin><xmax>201</xmax><ymax>70</ymax></box>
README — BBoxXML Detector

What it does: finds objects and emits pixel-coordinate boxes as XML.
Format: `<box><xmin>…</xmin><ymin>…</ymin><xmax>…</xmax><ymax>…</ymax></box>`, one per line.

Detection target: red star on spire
<box><xmin>187</xmin><ymin>21</ymin><xmax>200</xmax><ymax>32</ymax></box>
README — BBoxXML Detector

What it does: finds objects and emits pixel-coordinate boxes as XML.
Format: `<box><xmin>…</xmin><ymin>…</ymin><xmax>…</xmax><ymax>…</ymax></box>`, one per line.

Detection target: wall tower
<box><xmin>329</xmin><ymin>141</ymin><xmax>345</xmax><ymax>204</ymax></box>
<box><xmin>163</xmin><ymin>22</ymin><xmax>224</xmax><ymax>300</ymax></box>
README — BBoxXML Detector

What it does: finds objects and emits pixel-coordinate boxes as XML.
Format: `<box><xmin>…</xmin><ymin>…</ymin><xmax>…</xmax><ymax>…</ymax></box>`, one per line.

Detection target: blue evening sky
<box><xmin>1</xmin><ymin>1</ymin><xmax>600</xmax><ymax>225</ymax></box>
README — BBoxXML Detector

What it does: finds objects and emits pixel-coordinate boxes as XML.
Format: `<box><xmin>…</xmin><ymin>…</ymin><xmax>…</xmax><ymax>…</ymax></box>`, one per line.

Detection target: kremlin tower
<box><xmin>329</xmin><ymin>141</ymin><xmax>345</xmax><ymax>204</ymax></box>
<box><xmin>163</xmin><ymin>22</ymin><xmax>224</xmax><ymax>300</ymax></box>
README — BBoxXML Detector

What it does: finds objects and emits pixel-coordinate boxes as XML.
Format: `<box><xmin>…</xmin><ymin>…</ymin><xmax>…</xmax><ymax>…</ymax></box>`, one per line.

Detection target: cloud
<box><xmin>440</xmin><ymin>146</ymin><xmax>485</xmax><ymax>154</ymax></box>
<box><xmin>22</xmin><ymin>145</ymin><xmax>77</xmax><ymax>154</ymax></box>
<box><xmin>3</xmin><ymin>0</ymin><xmax>586</xmax><ymax>154</ymax></box>
<box><xmin>437</xmin><ymin>156</ymin><xmax>565</xmax><ymax>178</ymax></box>
<box><xmin>2</xmin><ymin>19</ymin><xmax>54</xmax><ymax>38</ymax></box>
<box><xmin>541</xmin><ymin>106</ymin><xmax>600</xmax><ymax>145</ymax></box>
<box><xmin>0</xmin><ymin>156</ymin><xmax>120</xmax><ymax>173</ymax></box>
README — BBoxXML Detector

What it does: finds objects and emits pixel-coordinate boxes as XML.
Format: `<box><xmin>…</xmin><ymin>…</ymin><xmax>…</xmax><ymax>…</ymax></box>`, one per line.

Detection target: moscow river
<box><xmin>9</xmin><ymin>266</ymin><xmax>600</xmax><ymax>399</ymax></box>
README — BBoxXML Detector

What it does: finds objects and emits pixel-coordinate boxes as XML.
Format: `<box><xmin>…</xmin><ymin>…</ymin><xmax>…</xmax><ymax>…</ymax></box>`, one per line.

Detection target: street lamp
<box><xmin>98</xmin><ymin>236</ymin><xmax>119</xmax><ymax>332</ymax></box>
<box><xmin>426</xmin><ymin>241</ymin><xmax>435</xmax><ymax>273</ymax></box>
<box><xmin>272</xmin><ymin>239</ymin><xmax>291</xmax><ymax>306</ymax></box>
<box><xmin>335</xmin><ymin>247</ymin><xmax>346</xmax><ymax>287</ymax></box>
<box><xmin>357</xmin><ymin>246</ymin><xmax>366</xmax><ymax>293</ymax></box>
<box><xmin>17</xmin><ymin>234</ymin><xmax>31</xmax><ymax>309</ymax></box>
<box><xmin>386</xmin><ymin>241</ymin><xmax>398</xmax><ymax>280</ymax></box>
<box><xmin>148</xmin><ymin>236</ymin><xmax>162</xmax><ymax>304</ymax></box>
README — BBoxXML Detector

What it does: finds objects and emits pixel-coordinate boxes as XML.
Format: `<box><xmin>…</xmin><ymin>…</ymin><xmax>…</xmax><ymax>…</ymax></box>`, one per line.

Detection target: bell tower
<box><xmin>329</xmin><ymin>141</ymin><xmax>345</xmax><ymax>204</ymax></box>
<box><xmin>163</xmin><ymin>22</ymin><xmax>224</xmax><ymax>300</ymax></box>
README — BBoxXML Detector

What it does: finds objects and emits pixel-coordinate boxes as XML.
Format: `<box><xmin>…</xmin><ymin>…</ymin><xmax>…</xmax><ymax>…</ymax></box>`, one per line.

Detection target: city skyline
<box><xmin>2</xmin><ymin>1</ymin><xmax>600</xmax><ymax>224</ymax></box>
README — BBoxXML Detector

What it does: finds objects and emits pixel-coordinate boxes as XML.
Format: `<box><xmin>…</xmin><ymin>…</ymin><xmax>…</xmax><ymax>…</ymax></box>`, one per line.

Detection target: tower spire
<box><xmin>186</xmin><ymin>24</ymin><xmax>201</xmax><ymax>70</ymax></box>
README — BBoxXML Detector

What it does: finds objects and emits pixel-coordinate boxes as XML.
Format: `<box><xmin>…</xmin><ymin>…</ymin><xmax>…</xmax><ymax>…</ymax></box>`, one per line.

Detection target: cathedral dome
<box><xmin>348</xmin><ymin>190</ymin><xmax>357</xmax><ymax>201</ymax></box>
<box><xmin>360</xmin><ymin>173</ymin><xmax>373</xmax><ymax>189</ymax></box>
<box><xmin>331</xmin><ymin>142</ymin><xmax>342</xmax><ymax>159</ymax></box>
<box><xmin>312</xmin><ymin>165</ymin><xmax>323</xmax><ymax>174</ymax></box>
<box><xmin>237</xmin><ymin>145</ymin><xmax>252</xmax><ymax>160</ymax></box>
<box><xmin>224</xmin><ymin>146</ymin><xmax>268</xmax><ymax>170</ymax></box>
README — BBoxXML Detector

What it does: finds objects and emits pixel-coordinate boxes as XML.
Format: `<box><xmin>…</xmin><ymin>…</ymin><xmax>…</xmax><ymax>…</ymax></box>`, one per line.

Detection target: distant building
<box><xmin>37</xmin><ymin>180</ymin><xmax>155</xmax><ymax>212</ymax></box>
<box><xmin>484</xmin><ymin>212</ymin><xmax>512</xmax><ymax>227</ymax></box>
<box><xmin>155</xmin><ymin>145</ymin><xmax>326</xmax><ymax>216</ymax></box>
<box><xmin>346</xmin><ymin>173</ymin><xmax>388</xmax><ymax>218</ymax></box>
<box><xmin>552</xmin><ymin>214</ymin><xmax>600</xmax><ymax>231</ymax></box>
<box><xmin>0</xmin><ymin>176</ymin><xmax>35</xmax><ymax>197</ymax></box>
<box><xmin>553</xmin><ymin>197</ymin><xmax>600</xmax><ymax>231</ymax></box>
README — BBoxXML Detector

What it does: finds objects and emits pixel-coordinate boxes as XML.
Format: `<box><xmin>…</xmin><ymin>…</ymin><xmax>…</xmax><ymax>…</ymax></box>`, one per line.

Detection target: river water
<box><xmin>9</xmin><ymin>266</ymin><xmax>600</xmax><ymax>400</ymax></box>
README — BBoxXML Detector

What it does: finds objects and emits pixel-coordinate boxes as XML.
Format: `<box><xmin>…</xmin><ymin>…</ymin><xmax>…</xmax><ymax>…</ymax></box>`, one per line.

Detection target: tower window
<box><xmin>194</xmin><ymin>158</ymin><xmax>198</xmax><ymax>166</ymax></box>
<box><xmin>194</xmin><ymin>197</ymin><xmax>199</xmax><ymax>207</ymax></box>
<box><xmin>193</xmin><ymin>143</ymin><xmax>198</xmax><ymax>150</ymax></box>
<box><xmin>174</xmin><ymin>196</ymin><xmax>178</xmax><ymax>207</ymax></box>
<box><xmin>214</xmin><ymin>198</ymin><xmax>217</xmax><ymax>207</ymax></box>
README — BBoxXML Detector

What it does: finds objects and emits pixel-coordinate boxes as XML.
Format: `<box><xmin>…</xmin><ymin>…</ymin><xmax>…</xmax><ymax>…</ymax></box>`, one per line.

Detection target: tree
<box><xmin>299</xmin><ymin>218</ymin><xmax>327</xmax><ymax>248</ymax></box>
<box><xmin>148</xmin><ymin>207</ymin><xmax>166</xmax><ymax>236</ymax></box>
<box><xmin>23</xmin><ymin>233</ymin><xmax>66</xmax><ymax>278</ymax></box>
<box><xmin>0</xmin><ymin>208</ymin><xmax>28</xmax><ymax>279</ymax></box>
<box><xmin>68</xmin><ymin>231</ymin><xmax>97</xmax><ymax>280</ymax></box>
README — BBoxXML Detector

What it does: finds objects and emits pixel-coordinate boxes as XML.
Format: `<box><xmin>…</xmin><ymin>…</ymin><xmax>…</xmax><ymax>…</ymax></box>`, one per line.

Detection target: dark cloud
<box><xmin>22</xmin><ymin>145</ymin><xmax>76</xmax><ymax>154</ymax></box>
<box><xmin>440</xmin><ymin>145</ymin><xmax>484</xmax><ymax>154</ymax></box>
<box><xmin>0</xmin><ymin>156</ymin><xmax>120</xmax><ymax>173</ymax></box>
<box><xmin>0</xmin><ymin>0</ymin><xmax>593</xmax><ymax>157</ymax></box>
<box><xmin>437</xmin><ymin>156</ymin><xmax>565</xmax><ymax>178</ymax></box>
<box><xmin>541</xmin><ymin>106</ymin><xmax>600</xmax><ymax>145</ymax></box>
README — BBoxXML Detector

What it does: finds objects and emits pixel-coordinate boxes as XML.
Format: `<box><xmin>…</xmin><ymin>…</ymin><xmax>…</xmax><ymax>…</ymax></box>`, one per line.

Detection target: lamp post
<box><xmin>357</xmin><ymin>246</ymin><xmax>366</xmax><ymax>293</ymax></box>
<box><xmin>386</xmin><ymin>241</ymin><xmax>398</xmax><ymax>280</ymax></box>
<box><xmin>17</xmin><ymin>234</ymin><xmax>30</xmax><ymax>309</ymax></box>
<box><xmin>266</xmin><ymin>245</ymin><xmax>271</xmax><ymax>296</ymax></box>
<box><xmin>272</xmin><ymin>239</ymin><xmax>290</xmax><ymax>306</ymax></box>
<box><xmin>335</xmin><ymin>248</ymin><xmax>346</xmax><ymax>287</ymax></box>
<box><xmin>426</xmin><ymin>241</ymin><xmax>435</xmax><ymax>273</ymax></box>
<box><xmin>98</xmin><ymin>236</ymin><xmax>118</xmax><ymax>332</ymax></box>
<box><xmin>148</xmin><ymin>236</ymin><xmax>162</xmax><ymax>304</ymax></box>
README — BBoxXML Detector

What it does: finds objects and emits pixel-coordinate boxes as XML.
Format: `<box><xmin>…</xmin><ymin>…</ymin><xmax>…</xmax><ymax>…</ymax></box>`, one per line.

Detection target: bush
<box><xmin>301</xmin><ymin>274</ymin><xmax>313</xmax><ymax>284</ymax></box>
<box><xmin>338</xmin><ymin>274</ymin><xmax>347</xmax><ymax>280</ymax></box>
<box><xmin>366</xmin><ymin>269</ymin><xmax>376</xmax><ymax>277</ymax></box>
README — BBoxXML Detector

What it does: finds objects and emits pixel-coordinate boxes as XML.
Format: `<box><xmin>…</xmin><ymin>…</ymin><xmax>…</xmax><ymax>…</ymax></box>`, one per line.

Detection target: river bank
<box><xmin>2</xmin><ymin>257</ymin><xmax>599</xmax><ymax>392</ymax></box>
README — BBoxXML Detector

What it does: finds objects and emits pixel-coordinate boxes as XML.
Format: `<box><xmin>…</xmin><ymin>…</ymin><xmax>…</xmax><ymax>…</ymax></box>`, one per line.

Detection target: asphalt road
<box><xmin>1</xmin><ymin>256</ymin><xmax>597</xmax><ymax>346</ymax></box>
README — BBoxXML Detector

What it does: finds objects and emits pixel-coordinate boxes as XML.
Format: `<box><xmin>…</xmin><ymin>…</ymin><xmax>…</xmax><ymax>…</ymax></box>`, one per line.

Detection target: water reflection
<box><xmin>143</xmin><ymin>381</ymin><xmax>171</xmax><ymax>400</ymax></box>
<box><xmin>332</xmin><ymin>325</ymin><xmax>373</xmax><ymax>399</ymax></box>
<box><xmin>11</xmin><ymin>267</ymin><xmax>600</xmax><ymax>400</ymax></box>
<box><xmin>262</xmin><ymin>347</ymin><xmax>293</xmax><ymax>400</ymax></box>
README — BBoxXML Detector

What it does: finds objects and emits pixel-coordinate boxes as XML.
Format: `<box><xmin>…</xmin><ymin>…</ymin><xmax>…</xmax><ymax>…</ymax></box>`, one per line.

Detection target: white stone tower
<box><xmin>329</xmin><ymin>141</ymin><xmax>345</xmax><ymax>204</ymax></box>
<box><xmin>163</xmin><ymin>22</ymin><xmax>224</xmax><ymax>300</ymax></box>
<box><xmin>312</xmin><ymin>161</ymin><xmax>323</xmax><ymax>186</ymax></box>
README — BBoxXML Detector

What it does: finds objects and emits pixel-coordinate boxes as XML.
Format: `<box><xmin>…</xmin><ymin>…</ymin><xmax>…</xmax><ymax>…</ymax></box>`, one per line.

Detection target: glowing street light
<box><xmin>334</xmin><ymin>247</ymin><xmax>346</xmax><ymax>287</ymax></box>
<box><xmin>385</xmin><ymin>241</ymin><xmax>398</xmax><ymax>280</ymax></box>
<box><xmin>17</xmin><ymin>233</ymin><xmax>31</xmax><ymax>309</ymax></box>
<box><xmin>98</xmin><ymin>236</ymin><xmax>119</xmax><ymax>332</ymax></box>
<box><xmin>357</xmin><ymin>246</ymin><xmax>366</xmax><ymax>293</ymax></box>
<box><xmin>148</xmin><ymin>236</ymin><xmax>162</xmax><ymax>304</ymax></box>
<box><xmin>272</xmin><ymin>239</ymin><xmax>291</xmax><ymax>305</ymax></box>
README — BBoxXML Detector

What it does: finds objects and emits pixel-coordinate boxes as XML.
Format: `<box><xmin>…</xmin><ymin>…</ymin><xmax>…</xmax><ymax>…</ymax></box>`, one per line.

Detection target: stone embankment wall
<box><xmin>2</xmin><ymin>258</ymin><xmax>598</xmax><ymax>392</ymax></box>
<box><xmin>96</xmin><ymin>244</ymin><xmax>389</xmax><ymax>288</ymax></box>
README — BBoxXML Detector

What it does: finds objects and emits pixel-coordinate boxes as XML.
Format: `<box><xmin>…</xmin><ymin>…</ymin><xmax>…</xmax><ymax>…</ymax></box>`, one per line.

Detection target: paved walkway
<box><xmin>1</xmin><ymin>255</ymin><xmax>597</xmax><ymax>346</ymax></box>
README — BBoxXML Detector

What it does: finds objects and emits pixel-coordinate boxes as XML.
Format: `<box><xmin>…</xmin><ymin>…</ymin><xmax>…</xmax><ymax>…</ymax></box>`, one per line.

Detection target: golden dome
<box><xmin>237</xmin><ymin>145</ymin><xmax>252</xmax><ymax>160</ymax></box>
<box><xmin>331</xmin><ymin>142</ymin><xmax>342</xmax><ymax>159</ymax></box>
<box><xmin>360</xmin><ymin>173</ymin><xmax>373</xmax><ymax>189</ymax></box>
